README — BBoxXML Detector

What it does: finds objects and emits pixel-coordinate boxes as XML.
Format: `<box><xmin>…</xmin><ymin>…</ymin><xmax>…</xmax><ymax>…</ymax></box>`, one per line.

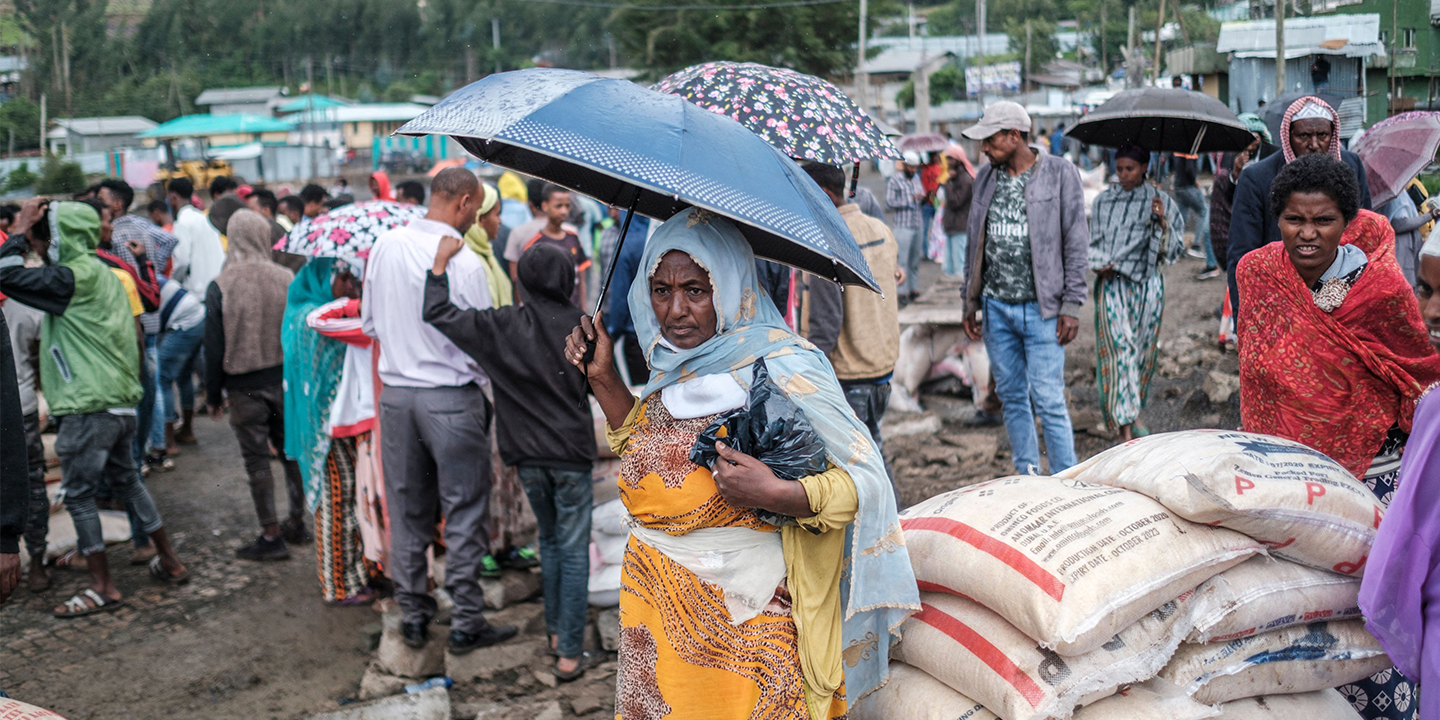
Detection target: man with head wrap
<box><xmin>1225</xmin><ymin>96</ymin><xmax>1372</xmax><ymax>312</ymax></box>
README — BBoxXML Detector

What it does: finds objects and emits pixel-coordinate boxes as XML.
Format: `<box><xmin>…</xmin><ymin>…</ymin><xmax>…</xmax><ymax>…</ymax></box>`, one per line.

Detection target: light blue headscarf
<box><xmin>629</xmin><ymin>207</ymin><xmax>920</xmax><ymax>702</ymax></box>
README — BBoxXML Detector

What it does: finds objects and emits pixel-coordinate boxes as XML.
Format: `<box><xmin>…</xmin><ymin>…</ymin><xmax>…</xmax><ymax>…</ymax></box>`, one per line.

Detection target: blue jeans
<box><xmin>517</xmin><ymin>464</ymin><xmax>593</xmax><ymax>659</ymax></box>
<box><xmin>982</xmin><ymin>297</ymin><xmax>1077</xmax><ymax>474</ymax></box>
<box><xmin>55</xmin><ymin>413</ymin><xmax>165</xmax><ymax>556</ymax></box>
<box><xmin>149</xmin><ymin>322</ymin><xmax>206</xmax><ymax>451</ymax></box>
<box><xmin>1173</xmin><ymin>185</ymin><xmax>1215</xmax><ymax>269</ymax></box>
<box><xmin>893</xmin><ymin>226</ymin><xmax>922</xmax><ymax>297</ymax></box>
<box><xmin>944</xmin><ymin>232</ymin><xmax>967</xmax><ymax>277</ymax></box>
<box><xmin>134</xmin><ymin>334</ymin><xmax>158</xmax><ymax>463</ymax></box>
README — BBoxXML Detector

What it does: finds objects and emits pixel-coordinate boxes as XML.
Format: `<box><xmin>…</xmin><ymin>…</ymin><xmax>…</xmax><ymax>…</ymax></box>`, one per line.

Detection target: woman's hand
<box><xmin>711</xmin><ymin>442</ymin><xmax>815</xmax><ymax>518</ymax></box>
<box><xmin>1096</xmin><ymin>263</ymin><xmax>1116</xmax><ymax>279</ymax></box>
<box><xmin>1150</xmin><ymin>197</ymin><xmax>1168</xmax><ymax>232</ymax></box>
<box><xmin>566</xmin><ymin>313</ymin><xmax>634</xmax><ymax>428</ymax></box>
<box><xmin>565</xmin><ymin>313</ymin><xmax>615</xmax><ymax>381</ymax></box>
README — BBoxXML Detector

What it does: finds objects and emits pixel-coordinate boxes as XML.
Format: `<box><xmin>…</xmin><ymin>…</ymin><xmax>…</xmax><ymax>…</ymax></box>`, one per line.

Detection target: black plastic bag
<box><xmin>689</xmin><ymin>358</ymin><xmax>829</xmax><ymax>526</ymax></box>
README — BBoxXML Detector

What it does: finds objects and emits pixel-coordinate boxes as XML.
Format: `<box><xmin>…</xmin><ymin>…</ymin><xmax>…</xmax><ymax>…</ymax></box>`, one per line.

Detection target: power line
<box><xmin>515</xmin><ymin>0</ymin><xmax>852</xmax><ymax>9</ymax></box>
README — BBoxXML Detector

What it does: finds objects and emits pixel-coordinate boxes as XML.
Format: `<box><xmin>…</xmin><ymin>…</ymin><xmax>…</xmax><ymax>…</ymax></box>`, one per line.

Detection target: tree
<box><xmin>609</xmin><ymin>2</ymin><xmax>866</xmax><ymax>81</ymax></box>
<box><xmin>0</xmin><ymin>98</ymin><xmax>43</xmax><ymax>152</ymax></box>
<box><xmin>36</xmin><ymin>155</ymin><xmax>86</xmax><ymax>194</ymax></box>
<box><xmin>897</xmin><ymin>66</ymin><xmax>967</xmax><ymax>107</ymax></box>
<box><xmin>2</xmin><ymin>162</ymin><xmax>38</xmax><ymax>193</ymax></box>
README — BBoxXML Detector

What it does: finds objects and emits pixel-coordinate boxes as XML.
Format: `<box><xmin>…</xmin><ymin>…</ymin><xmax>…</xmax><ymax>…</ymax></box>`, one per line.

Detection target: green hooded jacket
<box><xmin>41</xmin><ymin>201</ymin><xmax>142</xmax><ymax>416</ymax></box>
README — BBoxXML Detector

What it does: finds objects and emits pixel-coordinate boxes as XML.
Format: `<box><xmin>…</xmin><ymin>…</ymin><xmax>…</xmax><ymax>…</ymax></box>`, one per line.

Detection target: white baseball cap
<box><xmin>962</xmin><ymin>101</ymin><xmax>1032</xmax><ymax>140</ymax></box>
<box><xmin>901</xmin><ymin>150</ymin><xmax>922</xmax><ymax>166</ymax></box>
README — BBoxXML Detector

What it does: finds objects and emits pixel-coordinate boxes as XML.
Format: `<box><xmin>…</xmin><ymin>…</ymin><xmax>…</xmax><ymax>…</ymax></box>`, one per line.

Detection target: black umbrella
<box><xmin>1065</xmin><ymin>88</ymin><xmax>1255</xmax><ymax>153</ymax></box>
<box><xmin>1258</xmin><ymin>90</ymin><xmax>1345</xmax><ymax>148</ymax></box>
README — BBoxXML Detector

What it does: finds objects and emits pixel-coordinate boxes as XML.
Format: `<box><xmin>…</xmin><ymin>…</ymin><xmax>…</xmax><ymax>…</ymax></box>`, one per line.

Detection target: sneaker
<box><xmin>502</xmin><ymin>546</ymin><xmax>540</xmax><ymax>570</ymax></box>
<box><xmin>235</xmin><ymin>534</ymin><xmax>289</xmax><ymax>561</ymax></box>
<box><xmin>1185</xmin><ymin>248</ymin><xmax>1207</xmax><ymax>261</ymax></box>
<box><xmin>448</xmin><ymin>623</ymin><xmax>519</xmax><ymax>655</ymax></box>
<box><xmin>402</xmin><ymin>621</ymin><xmax>429</xmax><ymax>649</ymax></box>
<box><xmin>479</xmin><ymin>554</ymin><xmax>503</xmax><ymax>579</ymax></box>
<box><xmin>1196</xmin><ymin>267</ymin><xmax>1221</xmax><ymax>281</ymax></box>
<box><xmin>280</xmin><ymin>519</ymin><xmax>313</xmax><ymax>545</ymax></box>
<box><xmin>144</xmin><ymin>451</ymin><xmax>174</xmax><ymax>473</ymax></box>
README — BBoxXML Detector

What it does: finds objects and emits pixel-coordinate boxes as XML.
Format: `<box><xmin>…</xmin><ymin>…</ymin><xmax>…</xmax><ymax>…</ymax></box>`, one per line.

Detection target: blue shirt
<box><xmin>605</xmin><ymin>215</ymin><xmax>651</xmax><ymax>337</ymax></box>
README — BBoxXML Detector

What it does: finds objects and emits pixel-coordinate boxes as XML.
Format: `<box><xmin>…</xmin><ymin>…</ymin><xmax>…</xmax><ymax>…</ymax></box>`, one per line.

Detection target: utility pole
<box><xmin>1153</xmin><ymin>0</ymin><xmax>1167</xmax><ymax>84</ymax></box>
<box><xmin>1127</xmin><ymin>5</ymin><xmax>1138</xmax><ymax>88</ymax></box>
<box><xmin>1275</xmin><ymin>0</ymin><xmax>1286</xmax><ymax>96</ymax></box>
<box><xmin>856</xmin><ymin>0</ymin><xmax>869</xmax><ymax>111</ymax></box>
<box><xmin>1100</xmin><ymin>0</ymin><xmax>1107</xmax><ymax>78</ymax></box>
<box><xmin>1025</xmin><ymin>20</ymin><xmax>1033</xmax><ymax>96</ymax></box>
<box><xmin>1390</xmin><ymin>0</ymin><xmax>1399</xmax><ymax>110</ymax></box>
<box><xmin>492</xmin><ymin>19</ymin><xmax>502</xmax><ymax>74</ymax></box>
<box><xmin>976</xmin><ymin>0</ymin><xmax>987</xmax><ymax>104</ymax></box>
<box><xmin>39</xmin><ymin>93</ymin><xmax>46</xmax><ymax>156</ymax></box>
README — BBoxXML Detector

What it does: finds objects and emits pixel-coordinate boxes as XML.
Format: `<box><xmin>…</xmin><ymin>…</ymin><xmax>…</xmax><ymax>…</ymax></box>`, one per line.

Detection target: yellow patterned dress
<box><xmin>611</xmin><ymin>395</ymin><xmax>850</xmax><ymax>720</ymax></box>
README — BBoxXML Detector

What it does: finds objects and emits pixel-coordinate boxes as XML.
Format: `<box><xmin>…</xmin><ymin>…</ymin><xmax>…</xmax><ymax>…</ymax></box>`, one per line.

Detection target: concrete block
<box><xmin>307</xmin><ymin>687</ymin><xmax>449</xmax><ymax>720</ymax></box>
<box><xmin>377</xmin><ymin>626</ymin><xmax>446</xmax><ymax>679</ymax></box>
<box><xmin>358</xmin><ymin>661</ymin><xmax>408</xmax><ymax>701</ymax></box>
<box><xmin>596</xmin><ymin>607</ymin><xmax>620</xmax><ymax>652</ymax></box>
<box><xmin>479</xmin><ymin>570</ymin><xmax>542</xmax><ymax>610</ymax></box>
<box><xmin>445</xmin><ymin>637</ymin><xmax>543</xmax><ymax>683</ymax></box>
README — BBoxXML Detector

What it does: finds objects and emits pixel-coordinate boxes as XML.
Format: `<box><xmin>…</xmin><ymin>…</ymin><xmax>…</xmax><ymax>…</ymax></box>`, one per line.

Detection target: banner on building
<box><xmin>965</xmin><ymin>61</ymin><xmax>1023</xmax><ymax>97</ymax></box>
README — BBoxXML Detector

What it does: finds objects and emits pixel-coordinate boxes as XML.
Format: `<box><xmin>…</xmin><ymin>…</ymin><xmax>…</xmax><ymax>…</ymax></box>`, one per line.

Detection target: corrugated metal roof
<box><xmin>140</xmin><ymin>114</ymin><xmax>293</xmax><ymax>139</ymax></box>
<box><xmin>284</xmin><ymin>103</ymin><xmax>430</xmax><ymax>124</ymax></box>
<box><xmin>50</xmin><ymin>116</ymin><xmax>158</xmax><ymax>136</ymax></box>
<box><xmin>194</xmin><ymin>87</ymin><xmax>285</xmax><ymax>105</ymax></box>
<box><xmin>276</xmin><ymin>94</ymin><xmax>350</xmax><ymax>113</ymax></box>
<box><xmin>1216</xmin><ymin>14</ymin><xmax>1386</xmax><ymax>59</ymax></box>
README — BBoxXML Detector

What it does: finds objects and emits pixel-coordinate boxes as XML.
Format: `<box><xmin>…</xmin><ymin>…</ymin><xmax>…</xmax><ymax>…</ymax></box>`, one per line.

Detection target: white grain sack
<box><xmin>893</xmin><ymin>591</ymin><xmax>1196</xmax><ymax>720</ymax></box>
<box><xmin>850</xmin><ymin>662</ymin><xmax>998</xmax><ymax>720</ymax></box>
<box><xmin>1073</xmin><ymin>680</ymin><xmax>1219</xmax><ymax>720</ymax></box>
<box><xmin>1188</xmin><ymin>556</ymin><xmax>1361</xmax><ymax>643</ymax></box>
<box><xmin>1058</xmin><ymin>431</ymin><xmax>1382</xmax><ymax>576</ymax></box>
<box><xmin>1214</xmin><ymin>689</ymin><xmax>1362</xmax><ymax>719</ymax></box>
<box><xmin>901</xmin><ymin>476</ymin><xmax>1260</xmax><ymax>654</ymax></box>
<box><xmin>1159</xmin><ymin>620</ymin><xmax>1391</xmax><ymax>704</ymax></box>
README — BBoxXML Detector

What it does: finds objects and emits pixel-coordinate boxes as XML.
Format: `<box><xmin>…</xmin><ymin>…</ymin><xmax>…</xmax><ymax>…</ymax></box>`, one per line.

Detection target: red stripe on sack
<box><xmin>915</xmin><ymin>603</ymin><xmax>1047</xmax><ymax>708</ymax></box>
<box><xmin>902</xmin><ymin>517</ymin><xmax>1066</xmax><ymax>601</ymax></box>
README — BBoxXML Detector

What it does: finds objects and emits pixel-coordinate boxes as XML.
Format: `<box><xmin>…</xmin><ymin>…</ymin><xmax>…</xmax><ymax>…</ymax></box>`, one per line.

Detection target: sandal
<box><xmin>552</xmin><ymin>651</ymin><xmax>592</xmax><ymax>683</ymax></box>
<box><xmin>325</xmin><ymin>588</ymin><xmax>378</xmax><ymax>606</ymax></box>
<box><xmin>51</xmin><ymin>550</ymin><xmax>86</xmax><ymax>571</ymax></box>
<box><xmin>54</xmin><ymin>589</ymin><xmax>123</xmax><ymax>618</ymax></box>
<box><xmin>149</xmin><ymin>555</ymin><xmax>190</xmax><ymax>585</ymax></box>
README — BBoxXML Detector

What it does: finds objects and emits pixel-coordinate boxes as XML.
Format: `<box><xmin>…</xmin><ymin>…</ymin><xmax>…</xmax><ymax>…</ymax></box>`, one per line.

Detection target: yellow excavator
<box><xmin>153</xmin><ymin>138</ymin><xmax>234</xmax><ymax>188</ymax></box>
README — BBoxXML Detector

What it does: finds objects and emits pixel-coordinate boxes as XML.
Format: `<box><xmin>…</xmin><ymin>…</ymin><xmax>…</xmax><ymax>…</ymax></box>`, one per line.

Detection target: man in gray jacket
<box><xmin>961</xmin><ymin>102</ymin><xmax>1087</xmax><ymax>474</ymax></box>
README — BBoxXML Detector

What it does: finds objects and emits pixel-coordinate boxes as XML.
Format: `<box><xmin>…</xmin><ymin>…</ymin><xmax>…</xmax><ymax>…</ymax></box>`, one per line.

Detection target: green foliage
<box><xmin>2</xmin><ymin>162</ymin><xmax>38</xmax><ymax>193</ymax></box>
<box><xmin>36</xmin><ymin>156</ymin><xmax>86</xmax><ymax>195</ymax></box>
<box><xmin>0</xmin><ymin>98</ymin><xmax>43</xmax><ymax>152</ymax></box>
<box><xmin>896</xmin><ymin>66</ymin><xmax>967</xmax><ymax>108</ymax></box>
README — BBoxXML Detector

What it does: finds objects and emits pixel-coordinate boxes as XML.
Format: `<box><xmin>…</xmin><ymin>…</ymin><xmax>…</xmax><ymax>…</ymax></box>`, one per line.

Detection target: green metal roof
<box><xmin>140</xmin><ymin>114</ymin><xmax>294</xmax><ymax>139</ymax></box>
<box><xmin>276</xmin><ymin>94</ymin><xmax>350</xmax><ymax>113</ymax></box>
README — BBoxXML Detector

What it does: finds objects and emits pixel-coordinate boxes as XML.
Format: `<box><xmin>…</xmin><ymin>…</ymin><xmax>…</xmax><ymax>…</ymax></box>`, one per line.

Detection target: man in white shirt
<box><xmin>166</xmin><ymin>178</ymin><xmax>225</xmax><ymax>297</ymax></box>
<box><xmin>361</xmin><ymin>167</ymin><xmax>518</xmax><ymax>655</ymax></box>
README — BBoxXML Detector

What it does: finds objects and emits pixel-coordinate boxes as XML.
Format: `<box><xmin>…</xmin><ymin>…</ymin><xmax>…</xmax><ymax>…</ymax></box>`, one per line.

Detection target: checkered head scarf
<box><xmin>1280</xmin><ymin>96</ymin><xmax>1342</xmax><ymax>164</ymax></box>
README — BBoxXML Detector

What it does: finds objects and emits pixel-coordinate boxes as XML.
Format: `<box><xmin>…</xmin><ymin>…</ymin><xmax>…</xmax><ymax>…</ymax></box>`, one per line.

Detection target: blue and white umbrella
<box><xmin>395</xmin><ymin>68</ymin><xmax>879</xmax><ymax>297</ymax></box>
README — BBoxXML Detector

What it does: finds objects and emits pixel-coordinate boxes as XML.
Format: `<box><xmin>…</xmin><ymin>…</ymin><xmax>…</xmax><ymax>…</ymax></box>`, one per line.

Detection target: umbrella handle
<box><xmin>1189</xmin><ymin>125</ymin><xmax>1208</xmax><ymax>157</ymax></box>
<box><xmin>849</xmin><ymin>162</ymin><xmax>861</xmax><ymax>199</ymax></box>
<box><xmin>581</xmin><ymin>194</ymin><xmax>641</xmax><ymax>408</ymax></box>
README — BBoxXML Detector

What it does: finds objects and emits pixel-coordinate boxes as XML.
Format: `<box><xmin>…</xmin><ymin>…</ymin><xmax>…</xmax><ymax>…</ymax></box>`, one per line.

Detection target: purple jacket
<box><xmin>964</xmin><ymin>152</ymin><xmax>1089</xmax><ymax>320</ymax></box>
<box><xmin>1361</xmin><ymin>388</ymin><xmax>1440</xmax><ymax>719</ymax></box>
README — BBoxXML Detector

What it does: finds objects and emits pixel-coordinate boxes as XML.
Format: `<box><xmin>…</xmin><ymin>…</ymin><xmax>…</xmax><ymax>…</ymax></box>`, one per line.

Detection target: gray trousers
<box><xmin>54</xmin><ymin>412</ymin><xmax>164</xmax><ymax>556</ymax></box>
<box><xmin>379</xmin><ymin>384</ymin><xmax>493</xmax><ymax>633</ymax></box>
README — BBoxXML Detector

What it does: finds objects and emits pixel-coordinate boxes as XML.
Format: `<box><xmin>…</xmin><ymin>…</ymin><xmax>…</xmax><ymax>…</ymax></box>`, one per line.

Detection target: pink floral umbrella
<box><xmin>1353</xmin><ymin>112</ymin><xmax>1440</xmax><ymax>208</ymax></box>
<box><xmin>654</xmin><ymin>61</ymin><xmax>900</xmax><ymax>166</ymax></box>
<box><xmin>278</xmin><ymin>200</ymin><xmax>426</xmax><ymax>261</ymax></box>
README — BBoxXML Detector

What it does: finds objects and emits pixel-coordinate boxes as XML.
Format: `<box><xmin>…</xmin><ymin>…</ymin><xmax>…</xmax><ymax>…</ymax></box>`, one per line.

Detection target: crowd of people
<box><xmin>0</xmin><ymin>92</ymin><xmax>1438</xmax><ymax>719</ymax></box>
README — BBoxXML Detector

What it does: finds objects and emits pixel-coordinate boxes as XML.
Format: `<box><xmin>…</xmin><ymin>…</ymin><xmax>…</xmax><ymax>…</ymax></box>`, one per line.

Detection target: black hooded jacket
<box><xmin>423</xmin><ymin>243</ymin><xmax>596</xmax><ymax>469</ymax></box>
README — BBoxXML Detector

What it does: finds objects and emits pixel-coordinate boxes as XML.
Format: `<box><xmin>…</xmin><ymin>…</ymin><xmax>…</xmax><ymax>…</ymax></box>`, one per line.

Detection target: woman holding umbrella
<box><xmin>1088</xmin><ymin>144</ymin><xmax>1185</xmax><ymax>441</ymax></box>
<box><xmin>565</xmin><ymin>208</ymin><xmax>916</xmax><ymax>720</ymax></box>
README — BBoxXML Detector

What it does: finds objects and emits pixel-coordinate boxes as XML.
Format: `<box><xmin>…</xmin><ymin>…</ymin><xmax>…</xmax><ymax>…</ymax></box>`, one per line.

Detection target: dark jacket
<box><xmin>965</xmin><ymin>152</ymin><xmax>1090</xmax><ymax>320</ymax></box>
<box><xmin>424</xmin><ymin>243</ymin><xmax>596</xmax><ymax>469</ymax></box>
<box><xmin>1226</xmin><ymin>149</ymin><xmax>1372</xmax><ymax>311</ymax></box>
<box><xmin>0</xmin><ymin>307</ymin><xmax>26</xmax><ymax>554</ymax></box>
<box><xmin>942</xmin><ymin>171</ymin><xmax>973</xmax><ymax>235</ymax></box>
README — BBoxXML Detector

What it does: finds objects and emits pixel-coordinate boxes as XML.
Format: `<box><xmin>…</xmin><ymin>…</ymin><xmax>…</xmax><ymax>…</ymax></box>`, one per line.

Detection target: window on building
<box><xmin>1404</xmin><ymin>28</ymin><xmax>1417</xmax><ymax>49</ymax></box>
<box><xmin>1380</xmin><ymin>29</ymin><xmax>1391</xmax><ymax>46</ymax></box>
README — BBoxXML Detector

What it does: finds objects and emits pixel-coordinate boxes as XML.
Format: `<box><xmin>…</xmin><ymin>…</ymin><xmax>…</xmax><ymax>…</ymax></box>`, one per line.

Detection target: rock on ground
<box><xmin>446</xmin><ymin>637</ymin><xmax>544</xmax><ymax>683</ymax></box>
<box><xmin>377</xmin><ymin>623</ymin><xmax>447</xmax><ymax>679</ymax></box>
<box><xmin>480</xmin><ymin>571</ymin><xmax>543</xmax><ymax>610</ymax></box>
<box><xmin>1204</xmin><ymin>370</ymin><xmax>1241</xmax><ymax>405</ymax></box>
<box><xmin>307</xmin><ymin>687</ymin><xmax>449</xmax><ymax>720</ymax></box>
<box><xmin>358</xmin><ymin>661</ymin><xmax>409</xmax><ymax>701</ymax></box>
<box><xmin>596</xmin><ymin>608</ymin><xmax>620</xmax><ymax>652</ymax></box>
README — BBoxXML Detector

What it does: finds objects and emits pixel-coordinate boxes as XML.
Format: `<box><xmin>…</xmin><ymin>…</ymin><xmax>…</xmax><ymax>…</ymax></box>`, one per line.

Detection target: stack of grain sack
<box><xmin>588</xmin><ymin>498</ymin><xmax>629</xmax><ymax>607</ymax></box>
<box><xmin>855</xmin><ymin>430</ymin><xmax>1390</xmax><ymax>720</ymax></box>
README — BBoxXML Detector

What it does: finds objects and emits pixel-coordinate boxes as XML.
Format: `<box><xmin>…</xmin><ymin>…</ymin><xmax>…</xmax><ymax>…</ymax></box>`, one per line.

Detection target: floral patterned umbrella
<box><xmin>279</xmin><ymin>200</ymin><xmax>426</xmax><ymax>261</ymax></box>
<box><xmin>654</xmin><ymin>61</ymin><xmax>901</xmax><ymax>165</ymax></box>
